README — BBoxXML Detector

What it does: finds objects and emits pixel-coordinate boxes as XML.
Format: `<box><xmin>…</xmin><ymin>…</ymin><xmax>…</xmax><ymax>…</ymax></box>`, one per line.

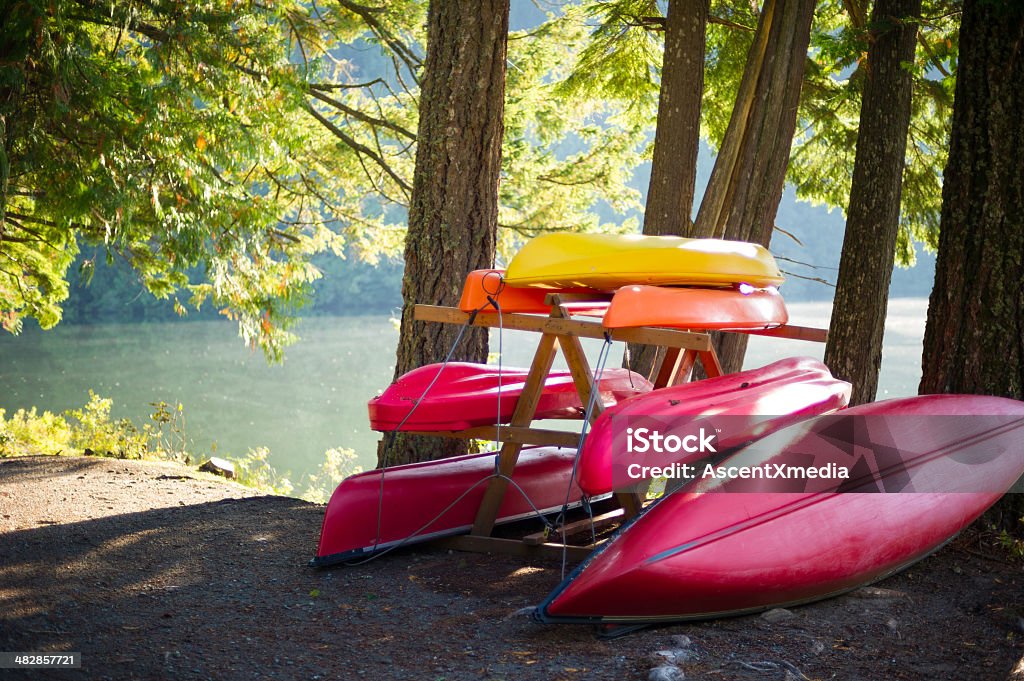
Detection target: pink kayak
<box><xmin>575</xmin><ymin>357</ymin><xmax>852</xmax><ymax>496</ymax></box>
<box><xmin>311</xmin><ymin>446</ymin><xmax>582</xmax><ymax>566</ymax></box>
<box><xmin>369</xmin><ymin>362</ymin><xmax>653</xmax><ymax>432</ymax></box>
<box><xmin>538</xmin><ymin>394</ymin><xmax>1024</xmax><ymax>624</ymax></box>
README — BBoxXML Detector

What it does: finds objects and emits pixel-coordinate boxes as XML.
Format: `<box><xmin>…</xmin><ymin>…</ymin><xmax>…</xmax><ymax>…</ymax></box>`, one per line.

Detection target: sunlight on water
<box><xmin>0</xmin><ymin>299</ymin><xmax>927</xmax><ymax>483</ymax></box>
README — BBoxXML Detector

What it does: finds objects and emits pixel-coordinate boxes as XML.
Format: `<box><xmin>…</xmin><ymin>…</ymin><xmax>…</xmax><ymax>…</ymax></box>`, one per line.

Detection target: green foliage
<box><xmin>499</xmin><ymin>8</ymin><xmax>647</xmax><ymax>255</ymax></box>
<box><xmin>554</xmin><ymin>0</ymin><xmax>662</xmax><ymax>117</ymax></box>
<box><xmin>788</xmin><ymin>0</ymin><xmax>960</xmax><ymax>264</ymax></box>
<box><xmin>2</xmin><ymin>1</ymin><xmax>651</xmax><ymax>345</ymax></box>
<box><xmin>998</xmin><ymin>528</ymin><xmax>1024</xmax><ymax>561</ymax></box>
<box><xmin>566</xmin><ymin>0</ymin><xmax>959</xmax><ymax>265</ymax></box>
<box><xmin>0</xmin><ymin>393</ymin><xmax>362</xmax><ymax>500</ymax></box>
<box><xmin>147</xmin><ymin>399</ymin><xmax>189</xmax><ymax>462</ymax></box>
<box><xmin>300</xmin><ymin>447</ymin><xmax>363</xmax><ymax>503</ymax></box>
<box><xmin>67</xmin><ymin>391</ymin><xmax>151</xmax><ymax>459</ymax></box>
<box><xmin>231</xmin><ymin>446</ymin><xmax>295</xmax><ymax>496</ymax></box>
<box><xmin>0</xmin><ymin>406</ymin><xmax>74</xmax><ymax>456</ymax></box>
<box><xmin>0</xmin><ymin>0</ymin><xmax>339</xmax><ymax>358</ymax></box>
<box><xmin>0</xmin><ymin>391</ymin><xmax>148</xmax><ymax>458</ymax></box>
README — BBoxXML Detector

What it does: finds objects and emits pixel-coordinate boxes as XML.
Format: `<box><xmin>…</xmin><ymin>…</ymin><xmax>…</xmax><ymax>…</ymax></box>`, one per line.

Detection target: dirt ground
<box><xmin>1</xmin><ymin>454</ymin><xmax>1022</xmax><ymax>681</ymax></box>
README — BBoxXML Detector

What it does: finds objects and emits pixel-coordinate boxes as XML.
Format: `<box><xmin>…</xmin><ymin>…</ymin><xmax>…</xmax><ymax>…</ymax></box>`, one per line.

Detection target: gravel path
<box><xmin>1</xmin><ymin>455</ymin><xmax>1022</xmax><ymax>680</ymax></box>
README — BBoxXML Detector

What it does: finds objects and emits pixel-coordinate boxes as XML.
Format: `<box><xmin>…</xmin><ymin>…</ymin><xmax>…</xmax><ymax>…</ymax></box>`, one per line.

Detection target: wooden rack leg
<box><xmin>697</xmin><ymin>348</ymin><xmax>723</xmax><ymax>378</ymax></box>
<box><xmin>470</xmin><ymin>332</ymin><xmax>560</xmax><ymax>537</ymax></box>
<box><xmin>652</xmin><ymin>347</ymin><xmax>680</xmax><ymax>389</ymax></box>
<box><xmin>550</xmin><ymin>302</ymin><xmax>651</xmax><ymax>518</ymax></box>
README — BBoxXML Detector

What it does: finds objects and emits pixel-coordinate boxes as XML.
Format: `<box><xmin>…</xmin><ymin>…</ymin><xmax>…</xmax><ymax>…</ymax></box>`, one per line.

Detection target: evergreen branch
<box><xmin>780</xmin><ymin>269</ymin><xmax>835</xmax><ymax>287</ymax></box>
<box><xmin>773</xmin><ymin>224</ymin><xmax>805</xmax><ymax>247</ymax></box>
<box><xmin>775</xmin><ymin>254</ymin><xmax>837</xmax><ymax>271</ymax></box>
<box><xmin>3</xmin><ymin>216</ymin><xmax>60</xmax><ymax>249</ymax></box>
<box><xmin>309</xmin><ymin>79</ymin><xmax>388</xmax><ymax>90</ymax></box>
<box><xmin>306</xmin><ymin>89</ymin><xmax>416</xmax><ymax>140</ymax></box>
<box><xmin>916</xmin><ymin>31</ymin><xmax>951</xmax><ymax>77</ymax></box>
<box><xmin>335</xmin><ymin>0</ymin><xmax>423</xmax><ymax>77</ymax></box>
<box><xmin>709</xmin><ymin>15</ymin><xmax>756</xmax><ymax>32</ymax></box>
<box><xmin>305</xmin><ymin>104</ymin><xmax>412</xmax><ymax>195</ymax></box>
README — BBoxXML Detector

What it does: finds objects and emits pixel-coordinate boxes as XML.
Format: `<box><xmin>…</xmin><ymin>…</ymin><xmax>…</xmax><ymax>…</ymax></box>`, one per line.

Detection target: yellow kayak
<box><xmin>504</xmin><ymin>233</ymin><xmax>784</xmax><ymax>290</ymax></box>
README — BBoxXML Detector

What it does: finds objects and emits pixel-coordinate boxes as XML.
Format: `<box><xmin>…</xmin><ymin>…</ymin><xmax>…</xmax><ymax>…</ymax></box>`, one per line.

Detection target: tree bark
<box><xmin>629</xmin><ymin>0</ymin><xmax>709</xmax><ymax>379</ymax></box>
<box><xmin>379</xmin><ymin>0</ymin><xmax>510</xmax><ymax>467</ymax></box>
<box><xmin>824</xmin><ymin>0</ymin><xmax>922</xmax><ymax>406</ymax></box>
<box><xmin>692</xmin><ymin>0</ymin><xmax>815</xmax><ymax>376</ymax></box>
<box><xmin>919</xmin><ymin>0</ymin><xmax>1024</xmax><ymax>530</ymax></box>
<box><xmin>643</xmin><ymin>0</ymin><xmax>708</xmax><ymax>238</ymax></box>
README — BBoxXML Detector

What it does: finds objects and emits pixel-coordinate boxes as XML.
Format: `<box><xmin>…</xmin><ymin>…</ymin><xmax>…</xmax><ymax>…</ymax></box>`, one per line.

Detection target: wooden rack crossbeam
<box><xmin>414</xmin><ymin>305</ymin><xmax>713</xmax><ymax>351</ymax></box>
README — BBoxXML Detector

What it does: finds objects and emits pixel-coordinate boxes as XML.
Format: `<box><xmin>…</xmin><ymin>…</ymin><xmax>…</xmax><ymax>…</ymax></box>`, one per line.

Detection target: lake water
<box><xmin>0</xmin><ymin>299</ymin><xmax>928</xmax><ymax>489</ymax></box>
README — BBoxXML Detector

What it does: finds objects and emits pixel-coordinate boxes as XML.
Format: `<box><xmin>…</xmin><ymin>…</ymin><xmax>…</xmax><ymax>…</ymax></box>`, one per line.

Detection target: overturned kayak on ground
<box><xmin>537</xmin><ymin>394</ymin><xmax>1024</xmax><ymax>625</ymax></box>
<box><xmin>311</xmin><ymin>446</ymin><xmax>583</xmax><ymax>567</ymax></box>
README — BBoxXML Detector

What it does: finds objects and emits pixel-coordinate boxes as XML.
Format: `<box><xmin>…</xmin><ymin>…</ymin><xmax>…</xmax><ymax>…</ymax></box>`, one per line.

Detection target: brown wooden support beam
<box><xmin>433</xmin><ymin>535</ymin><xmax>595</xmax><ymax>562</ymax></box>
<box><xmin>414</xmin><ymin>305</ymin><xmax>712</xmax><ymax>351</ymax></box>
<box><xmin>470</xmin><ymin>332</ymin><xmax>560</xmax><ymax>536</ymax></box>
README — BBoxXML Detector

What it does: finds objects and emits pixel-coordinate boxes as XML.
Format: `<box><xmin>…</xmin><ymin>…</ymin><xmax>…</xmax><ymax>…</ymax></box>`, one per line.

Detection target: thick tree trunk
<box><xmin>643</xmin><ymin>0</ymin><xmax>708</xmax><ymax>238</ymax></box>
<box><xmin>919</xmin><ymin>0</ymin><xmax>1024</xmax><ymax>530</ymax></box>
<box><xmin>629</xmin><ymin>0</ymin><xmax>709</xmax><ymax>379</ymax></box>
<box><xmin>379</xmin><ymin>0</ymin><xmax>509</xmax><ymax>467</ymax></box>
<box><xmin>824</xmin><ymin>0</ymin><xmax>922</xmax><ymax>406</ymax></box>
<box><xmin>692</xmin><ymin>0</ymin><xmax>815</xmax><ymax>376</ymax></box>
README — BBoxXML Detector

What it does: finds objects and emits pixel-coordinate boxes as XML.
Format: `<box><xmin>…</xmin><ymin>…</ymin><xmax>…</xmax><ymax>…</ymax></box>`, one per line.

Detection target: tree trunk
<box><xmin>692</xmin><ymin>0</ymin><xmax>815</xmax><ymax>376</ymax></box>
<box><xmin>379</xmin><ymin>0</ymin><xmax>510</xmax><ymax>467</ymax></box>
<box><xmin>919</xmin><ymin>0</ymin><xmax>1024</xmax><ymax>531</ymax></box>
<box><xmin>628</xmin><ymin>0</ymin><xmax>709</xmax><ymax>379</ymax></box>
<box><xmin>824</xmin><ymin>0</ymin><xmax>922</xmax><ymax>406</ymax></box>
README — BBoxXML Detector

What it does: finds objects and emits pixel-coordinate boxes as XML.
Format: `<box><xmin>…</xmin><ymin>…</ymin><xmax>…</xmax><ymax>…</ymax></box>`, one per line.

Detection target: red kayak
<box><xmin>537</xmin><ymin>394</ymin><xmax>1024</xmax><ymax>624</ymax></box>
<box><xmin>311</xmin><ymin>446</ymin><xmax>582</xmax><ymax>566</ymax></box>
<box><xmin>368</xmin><ymin>362</ymin><xmax>653</xmax><ymax>432</ymax></box>
<box><xmin>575</xmin><ymin>357</ymin><xmax>851</xmax><ymax>496</ymax></box>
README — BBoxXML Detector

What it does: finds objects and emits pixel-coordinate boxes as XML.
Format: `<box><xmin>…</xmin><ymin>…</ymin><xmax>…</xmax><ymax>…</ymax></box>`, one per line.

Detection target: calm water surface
<box><xmin>0</xmin><ymin>299</ymin><xmax>928</xmax><ymax>484</ymax></box>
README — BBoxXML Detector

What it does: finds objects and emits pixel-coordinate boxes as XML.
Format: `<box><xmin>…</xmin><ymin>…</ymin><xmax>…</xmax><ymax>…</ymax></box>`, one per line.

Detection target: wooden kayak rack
<box><xmin>411</xmin><ymin>293</ymin><xmax>828</xmax><ymax>561</ymax></box>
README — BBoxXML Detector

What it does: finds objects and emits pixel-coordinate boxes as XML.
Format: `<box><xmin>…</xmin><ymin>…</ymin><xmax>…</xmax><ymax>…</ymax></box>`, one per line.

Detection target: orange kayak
<box><xmin>458</xmin><ymin>269</ymin><xmax>608</xmax><ymax>315</ymax></box>
<box><xmin>602</xmin><ymin>285</ymin><xmax>788</xmax><ymax>331</ymax></box>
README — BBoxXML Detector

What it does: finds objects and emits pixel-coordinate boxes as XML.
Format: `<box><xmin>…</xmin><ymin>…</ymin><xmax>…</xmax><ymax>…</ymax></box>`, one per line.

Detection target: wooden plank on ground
<box><xmin>433</xmin><ymin>535</ymin><xmax>595</xmax><ymax>563</ymax></box>
<box><xmin>522</xmin><ymin>508</ymin><xmax>625</xmax><ymax>546</ymax></box>
<box><xmin>406</xmin><ymin>426</ymin><xmax>579</xmax><ymax>449</ymax></box>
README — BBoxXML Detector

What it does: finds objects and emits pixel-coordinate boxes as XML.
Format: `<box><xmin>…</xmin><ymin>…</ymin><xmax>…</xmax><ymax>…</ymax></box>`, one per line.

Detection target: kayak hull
<box><xmin>575</xmin><ymin>357</ymin><xmax>851</xmax><ymax>496</ymax></box>
<box><xmin>603</xmin><ymin>285</ymin><xmax>788</xmax><ymax>331</ymax></box>
<box><xmin>458</xmin><ymin>269</ymin><xmax>608</xmax><ymax>315</ymax></box>
<box><xmin>368</xmin><ymin>363</ymin><xmax>652</xmax><ymax>432</ymax></box>
<box><xmin>538</xmin><ymin>395</ymin><xmax>1024</xmax><ymax>623</ymax></box>
<box><xmin>312</xmin><ymin>446</ymin><xmax>583</xmax><ymax>567</ymax></box>
<box><xmin>504</xmin><ymin>233</ymin><xmax>784</xmax><ymax>290</ymax></box>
